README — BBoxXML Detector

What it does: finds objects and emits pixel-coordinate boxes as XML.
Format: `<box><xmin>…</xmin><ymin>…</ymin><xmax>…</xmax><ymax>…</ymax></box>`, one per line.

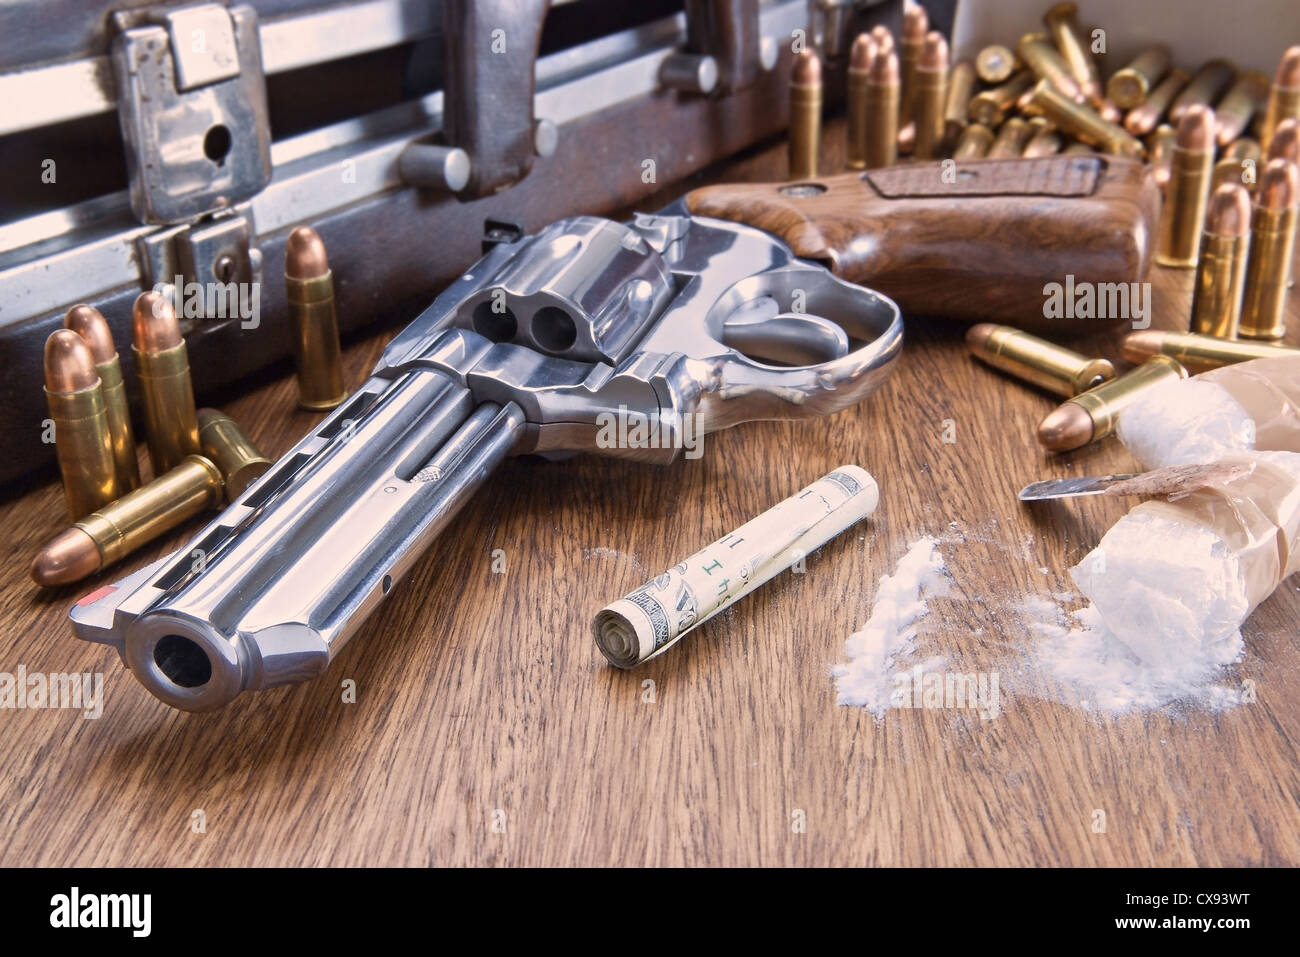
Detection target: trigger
<box><xmin>721</xmin><ymin>307</ymin><xmax>850</xmax><ymax>367</ymax></box>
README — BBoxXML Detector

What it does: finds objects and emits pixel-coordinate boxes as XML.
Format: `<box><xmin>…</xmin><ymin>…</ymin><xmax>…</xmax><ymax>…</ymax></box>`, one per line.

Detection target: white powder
<box><xmin>1022</xmin><ymin>597</ymin><xmax>1244</xmax><ymax>714</ymax></box>
<box><xmin>1117</xmin><ymin>377</ymin><xmax>1254</xmax><ymax>468</ymax></box>
<box><xmin>833</xmin><ymin>537</ymin><xmax>948</xmax><ymax>717</ymax></box>
<box><xmin>1070</xmin><ymin>510</ymin><xmax>1249</xmax><ymax>670</ymax></box>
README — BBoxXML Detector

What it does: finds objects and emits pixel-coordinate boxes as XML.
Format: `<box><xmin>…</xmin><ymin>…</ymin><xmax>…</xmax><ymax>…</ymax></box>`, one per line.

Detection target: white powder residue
<box><xmin>1021</xmin><ymin>597</ymin><xmax>1245</xmax><ymax>714</ymax></box>
<box><xmin>1117</xmin><ymin>377</ymin><xmax>1254</xmax><ymax>468</ymax></box>
<box><xmin>833</xmin><ymin>537</ymin><xmax>949</xmax><ymax>717</ymax></box>
<box><xmin>582</xmin><ymin>547</ymin><xmax>645</xmax><ymax>573</ymax></box>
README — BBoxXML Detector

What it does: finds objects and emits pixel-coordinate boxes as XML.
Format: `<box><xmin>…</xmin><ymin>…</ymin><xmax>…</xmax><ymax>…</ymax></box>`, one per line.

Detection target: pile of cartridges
<box><xmin>30</xmin><ymin>224</ymin><xmax>346</xmax><ymax>588</ymax></box>
<box><xmin>790</xmin><ymin>3</ymin><xmax>1300</xmax><ymax>456</ymax></box>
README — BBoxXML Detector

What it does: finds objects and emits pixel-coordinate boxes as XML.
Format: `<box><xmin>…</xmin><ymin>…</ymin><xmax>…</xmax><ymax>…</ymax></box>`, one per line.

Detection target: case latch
<box><xmin>110</xmin><ymin>3</ymin><xmax>272</xmax><ymax>225</ymax></box>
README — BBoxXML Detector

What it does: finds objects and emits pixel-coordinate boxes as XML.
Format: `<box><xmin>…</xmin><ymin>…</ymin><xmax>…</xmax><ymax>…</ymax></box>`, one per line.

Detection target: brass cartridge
<box><xmin>788</xmin><ymin>50</ymin><xmax>823</xmax><ymax>179</ymax></box>
<box><xmin>1121</xmin><ymin>330</ymin><xmax>1299</xmax><ymax>373</ymax></box>
<box><xmin>1155</xmin><ymin>105</ymin><xmax>1216</xmax><ymax>267</ymax></box>
<box><xmin>1239</xmin><ymin>159</ymin><xmax>1299</xmax><ymax>339</ymax></box>
<box><xmin>969</xmin><ymin>71</ymin><xmax>1033</xmax><ymax>127</ymax></box>
<box><xmin>1123</xmin><ymin>68</ymin><xmax>1189</xmax><ymax>137</ymax></box>
<box><xmin>44</xmin><ymin>330</ymin><xmax>120</xmax><ymax>520</ymax></box>
<box><xmin>846</xmin><ymin>33</ymin><xmax>876</xmax><ymax>170</ymax></box>
<box><xmin>1189</xmin><ymin>184</ymin><xmax>1253</xmax><ymax>338</ymax></box>
<box><xmin>1037</xmin><ymin>356</ymin><xmax>1188</xmax><ymax>451</ymax></box>
<box><xmin>285</xmin><ymin>226</ymin><xmax>348</xmax><ymax>410</ymax></box>
<box><xmin>197</xmin><ymin>408</ymin><xmax>272</xmax><ymax>502</ymax></box>
<box><xmin>1043</xmin><ymin>2</ymin><xmax>1102</xmax><ymax>106</ymax></box>
<box><xmin>132</xmin><ymin>291</ymin><xmax>201</xmax><ymax>475</ymax></box>
<box><xmin>967</xmin><ymin>324</ymin><xmax>1115</xmax><ymax>397</ymax></box>
<box><xmin>64</xmin><ymin>304</ymin><xmax>140</xmax><ymax>493</ymax></box>
<box><xmin>1024</xmin><ymin>79</ymin><xmax>1144</xmax><ymax>157</ymax></box>
<box><xmin>31</xmin><ymin>455</ymin><xmax>223</xmax><ymax>587</ymax></box>
<box><xmin>1107</xmin><ymin>45</ymin><xmax>1171</xmax><ymax>110</ymax></box>
<box><xmin>865</xmin><ymin>45</ymin><xmax>900</xmax><ymax>169</ymax></box>
<box><xmin>913</xmin><ymin>32</ymin><xmax>948</xmax><ymax>160</ymax></box>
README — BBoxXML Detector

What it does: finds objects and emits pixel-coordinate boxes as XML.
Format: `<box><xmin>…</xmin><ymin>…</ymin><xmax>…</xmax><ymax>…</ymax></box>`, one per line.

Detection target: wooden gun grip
<box><xmin>686</xmin><ymin>155</ymin><xmax>1161</xmax><ymax>331</ymax></box>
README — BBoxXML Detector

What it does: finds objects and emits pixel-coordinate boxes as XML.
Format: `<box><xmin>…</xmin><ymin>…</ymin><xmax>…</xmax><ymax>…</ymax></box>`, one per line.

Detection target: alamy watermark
<box><xmin>152</xmin><ymin>276</ymin><xmax>260</xmax><ymax>329</ymax></box>
<box><xmin>0</xmin><ymin>666</ymin><xmax>103</xmax><ymax>719</ymax></box>
<box><xmin>1043</xmin><ymin>274</ymin><xmax>1151</xmax><ymax>329</ymax></box>
<box><xmin>891</xmin><ymin>665</ymin><xmax>1001</xmax><ymax>719</ymax></box>
<box><xmin>595</xmin><ymin>406</ymin><xmax>704</xmax><ymax>459</ymax></box>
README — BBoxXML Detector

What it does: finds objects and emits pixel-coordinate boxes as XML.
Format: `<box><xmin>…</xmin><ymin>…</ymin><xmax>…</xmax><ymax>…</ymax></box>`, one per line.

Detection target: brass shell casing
<box><xmin>899</xmin><ymin>35</ymin><xmax>923</xmax><ymax>125</ymax></box>
<box><xmin>197</xmin><ymin>409</ymin><xmax>272</xmax><ymax>501</ymax></box>
<box><xmin>1122</xmin><ymin>330</ymin><xmax>1299</xmax><ymax>372</ymax></box>
<box><xmin>987</xmin><ymin>117</ymin><xmax>1033</xmax><ymax>158</ymax></box>
<box><xmin>1122</xmin><ymin>68</ymin><xmax>1190</xmax><ymax>137</ymax></box>
<box><xmin>975</xmin><ymin>44</ymin><xmax>1017</xmax><ymax>84</ymax></box>
<box><xmin>943</xmin><ymin>61</ymin><xmax>976</xmax><ymax>146</ymax></box>
<box><xmin>1147</xmin><ymin>125</ymin><xmax>1177</xmax><ymax>191</ymax></box>
<box><xmin>95</xmin><ymin>354</ymin><xmax>141</xmax><ymax>493</ymax></box>
<box><xmin>953</xmin><ymin>123</ymin><xmax>995</xmax><ymax>159</ymax></box>
<box><xmin>1043</xmin><ymin>3</ymin><xmax>1102</xmax><ymax>106</ymax></box>
<box><xmin>1169</xmin><ymin>60</ymin><xmax>1237</xmax><ymax>124</ymax></box>
<box><xmin>847</xmin><ymin>61</ymin><xmax>870</xmax><ymax>170</ymax></box>
<box><xmin>1025</xmin><ymin>80</ymin><xmax>1144</xmax><ymax>157</ymax></box>
<box><xmin>134</xmin><ymin>340</ymin><xmax>201</xmax><ymax>474</ymax></box>
<box><xmin>1021</xmin><ymin>121</ymin><xmax>1064</xmax><ymax>157</ymax></box>
<box><xmin>913</xmin><ymin>65</ymin><xmax>947</xmax><ymax>159</ymax></box>
<box><xmin>968</xmin><ymin>72</ymin><xmax>1033</xmax><ymax>128</ymax></box>
<box><xmin>1156</xmin><ymin>144</ymin><xmax>1215</xmax><ymax>267</ymax></box>
<box><xmin>1017</xmin><ymin>32</ymin><xmax>1084</xmax><ymax>104</ymax></box>
<box><xmin>1261</xmin><ymin>85</ymin><xmax>1300</xmax><ymax>154</ymax></box>
<box><xmin>788</xmin><ymin>79</ymin><xmax>822</xmax><ymax>180</ymax></box>
<box><xmin>1239</xmin><ymin>204</ymin><xmax>1299</xmax><ymax>339</ymax></box>
<box><xmin>969</xmin><ymin>325</ymin><xmax>1116</xmax><ymax>397</ymax></box>
<box><xmin>1214</xmin><ymin>71</ymin><xmax>1269</xmax><ymax>145</ymax></box>
<box><xmin>75</xmin><ymin>455</ymin><xmax>223</xmax><ymax>569</ymax></box>
<box><xmin>286</xmin><ymin>270</ymin><xmax>347</xmax><ymax>411</ymax></box>
<box><xmin>1107</xmin><ymin>46</ymin><xmax>1171</xmax><ymax>109</ymax></box>
<box><xmin>46</xmin><ymin>383</ymin><xmax>120</xmax><ymax>521</ymax></box>
<box><xmin>1067</xmin><ymin>356</ymin><xmax>1188</xmax><ymax>442</ymax></box>
<box><xmin>864</xmin><ymin>74</ymin><xmax>899</xmax><ymax>169</ymax></box>
<box><xmin>1190</xmin><ymin>231</ymin><xmax>1250</xmax><ymax>338</ymax></box>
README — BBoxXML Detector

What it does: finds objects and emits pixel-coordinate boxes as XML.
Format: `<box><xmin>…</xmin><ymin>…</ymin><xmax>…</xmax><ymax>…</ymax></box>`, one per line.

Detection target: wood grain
<box><xmin>1</xmin><ymin>122</ymin><xmax>1297</xmax><ymax>867</ymax></box>
<box><xmin>687</xmin><ymin>154</ymin><xmax>1161</xmax><ymax>330</ymax></box>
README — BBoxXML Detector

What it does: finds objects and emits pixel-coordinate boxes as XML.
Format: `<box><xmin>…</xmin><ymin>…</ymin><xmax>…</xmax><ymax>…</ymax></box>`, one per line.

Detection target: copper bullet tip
<box><xmin>1120</xmin><ymin>331</ymin><xmax>1160</xmax><ymax>364</ymax></box>
<box><xmin>965</xmin><ymin>323</ymin><xmax>999</xmax><ymax>350</ymax></box>
<box><xmin>870</xmin><ymin>47</ymin><xmax>900</xmax><ymax>85</ymax></box>
<box><xmin>30</xmin><ymin>527</ymin><xmax>101</xmax><ymax>587</ymax></box>
<box><xmin>63</xmin><ymin>304</ymin><xmax>117</xmax><ymax>364</ymax></box>
<box><xmin>131</xmin><ymin>292</ymin><xmax>182</xmax><ymax>353</ymax></box>
<box><xmin>1175</xmin><ymin>104</ymin><xmax>1215</xmax><ymax>151</ymax></box>
<box><xmin>1268</xmin><ymin>118</ymin><xmax>1300</xmax><ymax>163</ymax></box>
<box><xmin>870</xmin><ymin>26</ymin><xmax>895</xmax><ymax>58</ymax></box>
<box><xmin>1277</xmin><ymin>45</ymin><xmax>1300</xmax><ymax>88</ymax></box>
<box><xmin>1259</xmin><ymin>157</ymin><xmax>1300</xmax><ymax>209</ymax></box>
<box><xmin>1206</xmin><ymin>183</ymin><xmax>1253</xmax><ymax>235</ymax></box>
<box><xmin>1037</xmin><ymin>401</ymin><xmax>1093</xmax><ymax>451</ymax></box>
<box><xmin>44</xmin><ymin>329</ymin><xmax>100</xmax><ymax>393</ymax></box>
<box><xmin>919</xmin><ymin>31</ymin><xmax>948</xmax><ymax>71</ymax></box>
<box><xmin>285</xmin><ymin>225</ymin><xmax>331</xmax><ymax>280</ymax></box>
<box><xmin>902</xmin><ymin>5</ymin><xmax>928</xmax><ymax>40</ymax></box>
<box><xmin>850</xmin><ymin>33</ymin><xmax>876</xmax><ymax>72</ymax></box>
<box><xmin>791</xmin><ymin>49</ymin><xmax>821</xmax><ymax>86</ymax></box>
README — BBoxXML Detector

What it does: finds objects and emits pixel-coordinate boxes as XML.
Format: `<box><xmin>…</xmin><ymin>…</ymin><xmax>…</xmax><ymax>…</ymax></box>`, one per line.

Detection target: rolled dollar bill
<box><xmin>593</xmin><ymin>465</ymin><xmax>879</xmax><ymax>668</ymax></box>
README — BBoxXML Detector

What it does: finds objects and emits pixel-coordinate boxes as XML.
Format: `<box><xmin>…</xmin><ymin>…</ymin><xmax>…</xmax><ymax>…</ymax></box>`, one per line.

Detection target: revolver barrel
<box><xmin>79</xmin><ymin>363</ymin><xmax>523</xmax><ymax>711</ymax></box>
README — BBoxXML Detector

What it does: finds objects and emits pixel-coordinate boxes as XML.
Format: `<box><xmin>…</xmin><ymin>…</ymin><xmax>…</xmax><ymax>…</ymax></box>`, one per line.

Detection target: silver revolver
<box><xmin>70</xmin><ymin>204</ymin><xmax>902</xmax><ymax>710</ymax></box>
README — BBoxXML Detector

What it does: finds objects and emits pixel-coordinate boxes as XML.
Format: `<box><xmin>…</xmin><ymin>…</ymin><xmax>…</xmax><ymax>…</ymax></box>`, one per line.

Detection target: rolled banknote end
<box><xmin>593</xmin><ymin>465</ymin><xmax>880</xmax><ymax>668</ymax></box>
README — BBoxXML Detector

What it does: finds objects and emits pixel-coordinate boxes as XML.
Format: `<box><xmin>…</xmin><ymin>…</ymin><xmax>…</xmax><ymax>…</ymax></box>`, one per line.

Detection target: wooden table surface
<box><xmin>3</xmin><ymin>124</ymin><xmax>1298</xmax><ymax>867</ymax></box>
